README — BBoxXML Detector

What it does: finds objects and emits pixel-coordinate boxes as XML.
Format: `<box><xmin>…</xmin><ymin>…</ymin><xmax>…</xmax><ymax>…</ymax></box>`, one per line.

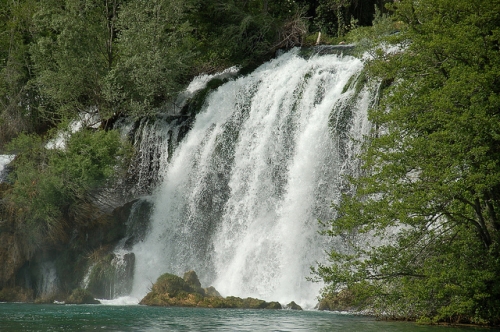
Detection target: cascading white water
<box><xmin>37</xmin><ymin>261</ymin><xmax>59</xmax><ymax>298</ymax></box>
<box><xmin>130</xmin><ymin>48</ymin><xmax>375</xmax><ymax>307</ymax></box>
<box><xmin>126</xmin><ymin>117</ymin><xmax>178</xmax><ymax>197</ymax></box>
<box><xmin>0</xmin><ymin>155</ymin><xmax>14</xmax><ymax>182</ymax></box>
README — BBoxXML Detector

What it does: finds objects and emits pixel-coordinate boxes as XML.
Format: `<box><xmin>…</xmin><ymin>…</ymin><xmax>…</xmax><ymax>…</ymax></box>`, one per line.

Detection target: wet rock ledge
<box><xmin>140</xmin><ymin>271</ymin><xmax>291</xmax><ymax>310</ymax></box>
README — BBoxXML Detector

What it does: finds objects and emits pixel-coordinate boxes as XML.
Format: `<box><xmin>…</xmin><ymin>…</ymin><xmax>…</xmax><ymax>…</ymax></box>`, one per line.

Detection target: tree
<box><xmin>104</xmin><ymin>0</ymin><xmax>298</xmax><ymax>117</ymax></box>
<box><xmin>188</xmin><ymin>0</ymin><xmax>281</xmax><ymax>68</ymax></box>
<box><xmin>317</xmin><ymin>0</ymin><xmax>500</xmax><ymax>325</ymax></box>
<box><xmin>104</xmin><ymin>0</ymin><xmax>197</xmax><ymax>117</ymax></box>
<box><xmin>29</xmin><ymin>0</ymin><xmax>120</xmax><ymax>123</ymax></box>
<box><xmin>0</xmin><ymin>0</ymin><xmax>39</xmax><ymax>147</ymax></box>
<box><xmin>312</xmin><ymin>0</ymin><xmax>391</xmax><ymax>38</ymax></box>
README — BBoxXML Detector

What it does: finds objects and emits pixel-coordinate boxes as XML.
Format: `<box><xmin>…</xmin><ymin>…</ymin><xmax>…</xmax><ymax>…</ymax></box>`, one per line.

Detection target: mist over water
<box><xmin>129</xmin><ymin>48</ymin><xmax>375</xmax><ymax>306</ymax></box>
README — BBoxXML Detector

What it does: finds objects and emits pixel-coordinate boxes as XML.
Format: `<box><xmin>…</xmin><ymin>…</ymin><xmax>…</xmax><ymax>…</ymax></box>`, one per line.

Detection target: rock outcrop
<box><xmin>285</xmin><ymin>301</ymin><xmax>303</xmax><ymax>310</ymax></box>
<box><xmin>140</xmin><ymin>271</ymin><xmax>282</xmax><ymax>309</ymax></box>
<box><xmin>65</xmin><ymin>288</ymin><xmax>101</xmax><ymax>304</ymax></box>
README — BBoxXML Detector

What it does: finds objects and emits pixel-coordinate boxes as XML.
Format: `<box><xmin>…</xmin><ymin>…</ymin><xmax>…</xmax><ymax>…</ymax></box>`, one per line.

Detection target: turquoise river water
<box><xmin>1</xmin><ymin>303</ymin><xmax>498</xmax><ymax>331</ymax></box>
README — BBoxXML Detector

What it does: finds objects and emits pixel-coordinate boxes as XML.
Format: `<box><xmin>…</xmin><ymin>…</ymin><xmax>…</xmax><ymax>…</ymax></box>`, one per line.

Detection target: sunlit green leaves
<box><xmin>319</xmin><ymin>0</ymin><xmax>500</xmax><ymax>324</ymax></box>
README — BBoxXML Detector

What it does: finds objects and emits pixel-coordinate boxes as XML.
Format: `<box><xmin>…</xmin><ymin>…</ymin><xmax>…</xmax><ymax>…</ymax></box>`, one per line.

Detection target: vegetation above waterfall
<box><xmin>316</xmin><ymin>0</ymin><xmax>500</xmax><ymax>325</ymax></box>
<box><xmin>0</xmin><ymin>0</ymin><xmax>388</xmax><ymax>140</ymax></box>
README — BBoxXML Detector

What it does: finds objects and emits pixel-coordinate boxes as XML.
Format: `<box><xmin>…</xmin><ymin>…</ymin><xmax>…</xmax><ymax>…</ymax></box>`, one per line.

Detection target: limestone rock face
<box><xmin>140</xmin><ymin>271</ymin><xmax>282</xmax><ymax>309</ymax></box>
<box><xmin>0</xmin><ymin>232</ymin><xmax>25</xmax><ymax>289</ymax></box>
<box><xmin>86</xmin><ymin>251</ymin><xmax>135</xmax><ymax>300</ymax></box>
<box><xmin>0</xmin><ymin>183</ymin><xmax>27</xmax><ymax>289</ymax></box>
<box><xmin>0</xmin><ymin>286</ymin><xmax>33</xmax><ymax>302</ymax></box>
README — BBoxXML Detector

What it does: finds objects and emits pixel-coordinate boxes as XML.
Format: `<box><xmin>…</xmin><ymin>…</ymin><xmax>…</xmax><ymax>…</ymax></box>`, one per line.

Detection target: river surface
<box><xmin>0</xmin><ymin>303</ymin><xmax>496</xmax><ymax>331</ymax></box>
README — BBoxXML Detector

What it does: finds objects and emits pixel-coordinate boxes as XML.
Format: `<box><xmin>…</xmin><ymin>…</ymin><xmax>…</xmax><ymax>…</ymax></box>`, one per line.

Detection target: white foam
<box><xmin>98</xmin><ymin>296</ymin><xmax>140</xmax><ymax>306</ymax></box>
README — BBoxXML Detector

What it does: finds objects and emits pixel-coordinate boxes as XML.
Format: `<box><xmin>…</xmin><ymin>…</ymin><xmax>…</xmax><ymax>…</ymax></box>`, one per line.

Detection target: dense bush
<box><xmin>5</xmin><ymin>127</ymin><xmax>129</xmax><ymax>254</ymax></box>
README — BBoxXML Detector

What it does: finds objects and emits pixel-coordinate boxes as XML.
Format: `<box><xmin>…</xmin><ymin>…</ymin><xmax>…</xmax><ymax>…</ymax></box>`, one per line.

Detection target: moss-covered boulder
<box><xmin>66</xmin><ymin>288</ymin><xmax>100</xmax><ymax>304</ymax></box>
<box><xmin>85</xmin><ymin>253</ymin><xmax>115</xmax><ymax>299</ymax></box>
<box><xmin>222</xmin><ymin>296</ymin><xmax>282</xmax><ymax>309</ymax></box>
<box><xmin>140</xmin><ymin>271</ymin><xmax>282</xmax><ymax>309</ymax></box>
<box><xmin>284</xmin><ymin>301</ymin><xmax>303</xmax><ymax>310</ymax></box>
<box><xmin>139</xmin><ymin>273</ymin><xmax>200</xmax><ymax>307</ymax></box>
<box><xmin>154</xmin><ymin>273</ymin><xmax>194</xmax><ymax>295</ymax></box>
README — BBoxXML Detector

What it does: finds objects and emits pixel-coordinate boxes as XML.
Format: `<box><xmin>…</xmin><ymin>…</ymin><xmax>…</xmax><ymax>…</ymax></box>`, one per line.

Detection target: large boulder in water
<box><xmin>284</xmin><ymin>301</ymin><xmax>303</xmax><ymax>310</ymax></box>
<box><xmin>151</xmin><ymin>273</ymin><xmax>194</xmax><ymax>297</ymax></box>
<box><xmin>139</xmin><ymin>273</ymin><xmax>203</xmax><ymax>307</ymax></box>
<box><xmin>140</xmin><ymin>271</ymin><xmax>282</xmax><ymax>309</ymax></box>
<box><xmin>66</xmin><ymin>288</ymin><xmax>100</xmax><ymax>304</ymax></box>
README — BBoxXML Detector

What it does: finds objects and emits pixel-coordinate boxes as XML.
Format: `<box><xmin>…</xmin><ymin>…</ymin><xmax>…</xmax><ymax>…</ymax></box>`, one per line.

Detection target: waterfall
<box><xmin>129</xmin><ymin>48</ymin><xmax>375</xmax><ymax>307</ymax></box>
<box><xmin>37</xmin><ymin>261</ymin><xmax>59</xmax><ymax>298</ymax></box>
<box><xmin>0</xmin><ymin>155</ymin><xmax>14</xmax><ymax>182</ymax></box>
<box><xmin>124</xmin><ymin>116</ymin><xmax>185</xmax><ymax>197</ymax></box>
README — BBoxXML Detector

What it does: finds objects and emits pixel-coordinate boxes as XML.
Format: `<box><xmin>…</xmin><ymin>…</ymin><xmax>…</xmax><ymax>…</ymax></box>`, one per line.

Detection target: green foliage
<box><xmin>0</xmin><ymin>0</ymin><xmax>319</xmax><ymax>128</ymax></box>
<box><xmin>30</xmin><ymin>0</ymin><xmax>119</xmax><ymax>122</ymax></box>
<box><xmin>104</xmin><ymin>0</ymin><xmax>298</xmax><ymax>117</ymax></box>
<box><xmin>312</xmin><ymin>0</ymin><xmax>391</xmax><ymax>37</ymax></box>
<box><xmin>153</xmin><ymin>273</ymin><xmax>194</xmax><ymax>296</ymax></box>
<box><xmin>0</xmin><ymin>0</ymin><xmax>40</xmax><ymax>147</ymax></box>
<box><xmin>187</xmin><ymin>0</ymin><xmax>286</xmax><ymax>71</ymax></box>
<box><xmin>6</xmin><ymin>127</ymin><xmax>128</xmax><ymax>253</ymax></box>
<box><xmin>104</xmin><ymin>0</ymin><xmax>197</xmax><ymax>117</ymax></box>
<box><xmin>317</xmin><ymin>0</ymin><xmax>500</xmax><ymax>325</ymax></box>
<box><xmin>345</xmin><ymin>6</ymin><xmax>399</xmax><ymax>54</ymax></box>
